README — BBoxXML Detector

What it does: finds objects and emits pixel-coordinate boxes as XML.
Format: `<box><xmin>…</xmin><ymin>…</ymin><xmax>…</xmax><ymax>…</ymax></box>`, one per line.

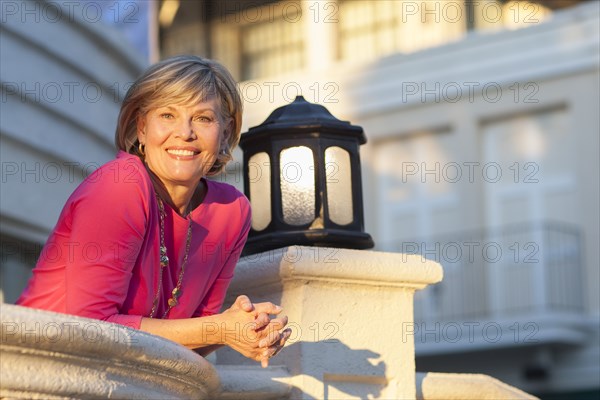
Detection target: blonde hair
<box><xmin>115</xmin><ymin>55</ymin><xmax>243</xmax><ymax>175</ymax></box>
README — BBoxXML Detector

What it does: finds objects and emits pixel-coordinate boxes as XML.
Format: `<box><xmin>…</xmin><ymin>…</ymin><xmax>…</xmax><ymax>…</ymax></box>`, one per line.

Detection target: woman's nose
<box><xmin>177</xmin><ymin>120</ymin><xmax>196</xmax><ymax>140</ymax></box>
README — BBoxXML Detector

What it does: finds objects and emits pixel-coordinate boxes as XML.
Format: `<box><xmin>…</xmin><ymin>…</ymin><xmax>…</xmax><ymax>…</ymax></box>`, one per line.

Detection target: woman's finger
<box><xmin>275</xmin><ymin>328</ymin><xmax>292</xmax><ymax>349</ymax></box>
<box><xmin>280</xmin><ymin>328</ymin><xmax>292</xmax><ymax>343</ymax></box>
<box><xmin>259</xmin><ymin>329</ymin><xmax>283</xmax><ymax>348</ymax></box>
<box><xmin>267</xmin><ymin>315</ymin><xmax>288</xmax><ymax>331</ymax></box>
<box><xmin>235</xmin><ymin>295</ymin><xmax>254</xmax><ymax>312</ymax></box>
<box><xmin>266</xmin><ymin>328</ymin><xmax>292</xmax><ymax>355</ymax></box>
<box><xmin>261</xmin><ymin>356</ymin><xmax>270</xmax><ymax>368</ymax></box>
<box><xmin>253</xmin><ymin>301</ymin><xmax>282</xmax><ymax>315</ymax></box>
<box><xmin>255</xmin><ymin>315</ymin><xmax>288</xmax><ymax>335</ymax></box>
<box><xmin>254</xmin><ymin>312</ymin><xmax>270</xmax><ymax>331</ymax></box>
<box><xmin>259</xmin><ymin>329</ymin><xmax>292</xmax><ymax>368</ymax></box>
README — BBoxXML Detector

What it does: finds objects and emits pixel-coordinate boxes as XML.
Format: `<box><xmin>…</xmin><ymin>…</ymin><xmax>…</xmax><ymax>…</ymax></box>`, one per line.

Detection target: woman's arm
<box><xmin>140</xmin><ymin>295</ymin><xmax>291</xmax><ymax>367</ymax></box>
<box><xmin>193</xmin><ymin>344</ymin><xmax>223</xmax><ymax>357</ymax></box>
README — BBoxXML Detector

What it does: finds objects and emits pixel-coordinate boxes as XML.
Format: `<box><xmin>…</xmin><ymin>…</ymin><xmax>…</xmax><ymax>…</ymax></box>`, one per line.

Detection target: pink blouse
<box><xmin>17</xmin><ymin>151</ymin><xmax>251</xmax><ymax>329</ymax></box>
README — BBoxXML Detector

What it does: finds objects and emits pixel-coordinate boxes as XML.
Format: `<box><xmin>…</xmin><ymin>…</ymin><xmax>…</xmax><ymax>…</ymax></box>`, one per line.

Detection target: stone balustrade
<box><xmin>1</xmin><ymin>246</ymin><xmax>537</xmax><ymax>399</ymax></box>
<box><xmin>416</xmin><ymin>372</ymin><xmax>538</xmax><ymax>400</ymax></box>
<box><xmin>218</xmin><ymin>246</ymin><xmax>444</xmax><ymax>399</ymax></box>
<box><xmin>0</xmin><ymin>304</ymin><xmax>220</xmax><ymax>399</ymax></box>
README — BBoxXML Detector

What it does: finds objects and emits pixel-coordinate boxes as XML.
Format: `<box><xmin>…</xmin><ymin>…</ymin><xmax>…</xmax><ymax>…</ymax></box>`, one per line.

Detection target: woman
<box><xmin>17</xmin><ymin>55</ymin><xmax>290</xmax><ymax>367</ymax></box>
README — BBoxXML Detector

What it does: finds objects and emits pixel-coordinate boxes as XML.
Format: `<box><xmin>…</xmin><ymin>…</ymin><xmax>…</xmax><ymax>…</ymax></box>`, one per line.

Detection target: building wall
<box><xmin>235</xmin><ymin>2</ymin><xmax>599</xmax><ymax>395</ymax></box>
<box><xmin>237</xmin><ymin>0</ymin><xmax>599</xmax><ymax>314</ymax></box>
<box><xmin>2</xmin><ymin>0</ymin><xmax>597</xmax><ymax>396</ymax></box>
<box><xmin>0</xmin><ymin>0</ymin><xmax>145</xmax><ymax>302</ymax></box>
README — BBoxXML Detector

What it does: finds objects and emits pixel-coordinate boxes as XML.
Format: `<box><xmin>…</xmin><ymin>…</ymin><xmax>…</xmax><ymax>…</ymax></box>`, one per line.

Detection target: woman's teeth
<box><xmin>167</xmin><ymin>149</ymin><xmax>196</xmax><ymax>156</ymax></box>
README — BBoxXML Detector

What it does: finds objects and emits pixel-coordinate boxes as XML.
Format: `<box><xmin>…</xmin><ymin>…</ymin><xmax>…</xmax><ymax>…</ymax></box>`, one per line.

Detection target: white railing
<box><xmin>385</xmin><ymin>222</ymin><xmax>584</xmax><ymax>323</ymax></box>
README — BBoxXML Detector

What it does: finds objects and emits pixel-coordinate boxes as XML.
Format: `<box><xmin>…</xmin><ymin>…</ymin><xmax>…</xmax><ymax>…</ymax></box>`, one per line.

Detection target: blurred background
<box><xmin>1</xmin><ymin>1</ymin><xmax>598</xmax><ymax>398</ymax></box>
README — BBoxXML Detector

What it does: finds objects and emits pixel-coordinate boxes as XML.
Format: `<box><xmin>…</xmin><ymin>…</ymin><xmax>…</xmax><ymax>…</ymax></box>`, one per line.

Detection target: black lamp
<box><xmin>239</xmin><ymin>96</ymin><xmax>374</xmax><ymax>256</ymax></box>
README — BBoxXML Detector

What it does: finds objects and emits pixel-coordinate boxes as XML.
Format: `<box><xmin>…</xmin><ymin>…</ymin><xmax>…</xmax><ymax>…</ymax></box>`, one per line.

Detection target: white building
<box><xmin>1</xmin><ymin>1</ymin><xmax>598</xmax><ymax>398</ymax></box>
<box><xmin>159</xmin><ymin>1</ymin><xmax>599</xmax><ymax>398</ymax></box>
<box><xmin>0</xmin><ymin>0</ymin><xmax>145</xmax><ymax>300</ymax></box>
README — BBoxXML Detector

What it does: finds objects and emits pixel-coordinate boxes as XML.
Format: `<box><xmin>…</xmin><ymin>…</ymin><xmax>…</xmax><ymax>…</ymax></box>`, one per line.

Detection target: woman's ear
<box><xmin>136</xmin><ymin>114</ymin><xmax>146</xmax><ymax>143</ymax></box>
<box><xmin>222</xmin><ymin>118</ymin><xmax>234</xmax><ymax>143</ymax></box>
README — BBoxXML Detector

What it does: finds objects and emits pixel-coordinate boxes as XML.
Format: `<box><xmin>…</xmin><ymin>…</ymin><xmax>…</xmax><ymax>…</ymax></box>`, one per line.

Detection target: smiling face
<box><xmin>137</xmin><ymin>97</ymin><xmax>228</xmax><ymax>191</ymax></box>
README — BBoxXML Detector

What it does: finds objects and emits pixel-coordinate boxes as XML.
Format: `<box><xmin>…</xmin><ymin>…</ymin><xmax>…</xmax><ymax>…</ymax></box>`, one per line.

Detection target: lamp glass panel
<box><xmin>248</xmin><ymin>152</ymin><xmax>271</xmax><ymax>231</ymax></box>
<box><xmin>280</xmin><ymin>146</ymin><xmax>315</xmax><ymax>225</ymax></box>
<box><xmin>325</xmin><ymin>146</ymin><xmax>353</xmax><ymax>225</ymax></box>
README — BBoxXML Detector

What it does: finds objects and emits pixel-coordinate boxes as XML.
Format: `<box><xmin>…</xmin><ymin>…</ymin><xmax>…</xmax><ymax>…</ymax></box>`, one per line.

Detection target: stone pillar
<box><xmin>0</xmin><ymin>304</ymin><xmax>220</xmax><ymax>399</ymax></box>
<box><xmin>218</xmin><ymin>246</ymin><xmax>443</xmax><ymax>400</ymax></box>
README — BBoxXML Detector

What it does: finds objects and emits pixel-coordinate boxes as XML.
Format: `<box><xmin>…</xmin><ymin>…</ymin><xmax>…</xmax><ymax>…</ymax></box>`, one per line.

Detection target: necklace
<box><xmin>149</xmin><ymin>193</ymin><xmax>193</xmax><ymax>319</ymax></box>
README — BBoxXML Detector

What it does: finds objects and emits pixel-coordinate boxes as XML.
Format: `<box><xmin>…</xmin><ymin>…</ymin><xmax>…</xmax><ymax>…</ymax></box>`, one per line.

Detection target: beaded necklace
<box><xmin>149</xmin><ymin>193</ymin><xmax>193</xmax><ymax>319</ymax></box>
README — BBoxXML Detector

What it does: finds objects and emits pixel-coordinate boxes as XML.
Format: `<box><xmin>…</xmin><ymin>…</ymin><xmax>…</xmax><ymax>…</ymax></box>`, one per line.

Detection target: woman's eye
<box><xmin>160</xmin><ymin>113</ymin><xmax>174</xmax><ymax>119</ymax></box>
<box><xmin>194</xmin><ymin>115</ymin><xmax>213</xmax><ymax>123</ymax></box>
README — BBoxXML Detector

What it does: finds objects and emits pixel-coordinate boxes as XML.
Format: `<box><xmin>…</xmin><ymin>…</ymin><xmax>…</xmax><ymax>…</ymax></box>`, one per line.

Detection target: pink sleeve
<box><xmin>194</xmin><ymin>197</ymin><xmax>251</xmax><ymax>317</ymax></box>
<box><xmin>65</xmin><ymin>160</ymin><xmax>148</xmax><ymax>329</ymax></box>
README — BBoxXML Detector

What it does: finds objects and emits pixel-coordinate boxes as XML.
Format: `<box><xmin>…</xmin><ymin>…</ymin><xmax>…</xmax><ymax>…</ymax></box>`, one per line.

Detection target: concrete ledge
<box><xmin>216</xmin><ymin>365</ymin><xmax>292</xmax><ymax>399</ymax></box>
<box><xmin>416</xmin><ymin>372</ymin><xmax>539</xmax><ymax>400</ymax></box>
<box><xmin>0</xmin><ymin>304</ymin><xmax>220</xmax><ymax>399</ymax></box>
<box><xmin>223</xmin><ymin>247</ymin><xmax>444</xmax><ymax>399</ymax></box>
<box><xmin>233</xmin><ymin>246</ymin><xmax>443</xmax><ymax>291</ymax></box>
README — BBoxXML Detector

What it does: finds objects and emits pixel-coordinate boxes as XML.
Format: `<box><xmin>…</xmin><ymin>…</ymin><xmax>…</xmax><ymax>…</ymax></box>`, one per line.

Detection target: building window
<box><xmin>472</xmin><ymin>0</ymin><xmax>552</xmax><ymax>32</ymax></box>
<box><xmin>337</xmin><ymin>0</ymin><xmax>551</xmax><ymax>64</ymax></box>
<box><xmin>240</xmin><ymin>12</ymin><xmax>304</xmax><ymax>80</ymax></box>
<box><xmin>338</xmin><ymin>0</ymin><xmax>467</xmax><ymax>62</ymax></box>
<box><xmin>162</xmin><ymin>24</ymin><xmax>208</xmax><ymax>59</ymax></box>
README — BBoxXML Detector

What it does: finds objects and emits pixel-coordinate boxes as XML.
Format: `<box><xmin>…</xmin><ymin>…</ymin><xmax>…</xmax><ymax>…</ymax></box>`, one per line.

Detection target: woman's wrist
<box><xmin>192</xmin><ymin>314</ymin><xmax>228</xmax><ymax>346</ymax></box>
<box><xmin>194</xmin><ymin>344</ymin><xmax>224</xmax><ymax>357</ymax></box>
<box><xmin>139</xmin><ymin>315</ymin><xmax>225</xmax><ymax>349</ymax></box>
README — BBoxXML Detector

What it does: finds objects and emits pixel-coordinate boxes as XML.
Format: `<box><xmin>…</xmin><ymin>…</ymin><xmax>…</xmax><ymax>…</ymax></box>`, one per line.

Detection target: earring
<box><xmin>138</xmin><ymin>142</ymin><xmax>145</xmax><ymax>156</ymax></box>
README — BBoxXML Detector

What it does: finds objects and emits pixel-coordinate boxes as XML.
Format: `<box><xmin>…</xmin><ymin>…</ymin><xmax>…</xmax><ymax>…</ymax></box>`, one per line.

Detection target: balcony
<box><xmin>385</xmin><ymin>222</ymin><xmax>590</xmax><ymax>355</ymax></box>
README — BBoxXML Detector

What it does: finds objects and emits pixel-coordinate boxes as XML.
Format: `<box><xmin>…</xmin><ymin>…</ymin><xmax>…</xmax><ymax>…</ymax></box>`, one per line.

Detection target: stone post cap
<box><xmin>233</xmin><ymin>246</ymin><xmax>443</xmax><ymax>290</ymax></box>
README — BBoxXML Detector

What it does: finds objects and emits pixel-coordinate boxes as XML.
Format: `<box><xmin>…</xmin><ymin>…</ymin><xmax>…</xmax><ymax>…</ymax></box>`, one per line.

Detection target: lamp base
<box><xmin>241</xmin><ymin>229</ymin><xmax>375</xmax><ymax>257</ymax></box>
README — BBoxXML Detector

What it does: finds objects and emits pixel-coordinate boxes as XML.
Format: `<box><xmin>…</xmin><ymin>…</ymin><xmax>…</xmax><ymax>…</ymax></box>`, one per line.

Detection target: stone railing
<box><xmin>0</xmin><ymin>304</ymin><xmax>220</xmax><ymax>399</ymax></box>
<box><xmin>218</xmin><ymin>246</ymin><xmax>444</xmax><ymax>399</ymax></box>
<box><xmin>416</xmin><ymin>372</ymin><xmax>538</xmax><ymax>400</ymax></box>
<box><xmin>218</xmin><ymin>246</ymin><xmax>537</xmax><ymax>400</ymax></box>
<box><xmin>1</xmin><ymin>246</ymin><xmax>537</xmax><ymax>399</ymax></box>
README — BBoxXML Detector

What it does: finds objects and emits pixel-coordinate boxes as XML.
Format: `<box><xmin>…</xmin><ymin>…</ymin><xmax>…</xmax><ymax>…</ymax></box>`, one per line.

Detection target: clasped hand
<box><xmin>221</xmin><ymin>295</ymin><xmax>291</xmax><ymax>368</ymax></box>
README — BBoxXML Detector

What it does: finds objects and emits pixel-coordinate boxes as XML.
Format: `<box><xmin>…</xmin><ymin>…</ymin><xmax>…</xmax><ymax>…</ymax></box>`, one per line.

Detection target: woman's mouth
<box><xmin>166</xmin><ymin>149</ymin><xmax>198</xmax><ymax>157</ymax></box>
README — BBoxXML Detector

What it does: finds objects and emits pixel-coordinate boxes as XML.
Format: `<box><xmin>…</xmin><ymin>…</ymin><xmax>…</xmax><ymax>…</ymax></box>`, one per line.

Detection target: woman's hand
<box><xmin>220</xmin><ymin>295</ymin><xmax>292</xmax><ymax>368</ymax></box>
<box><xmin>256</xmin><ymin>315</ymin><xmax>292</xmax><ymax>368</ymax></box>
<box><xmin>139</xmin><ymin>295</ymin><xmax>291</xmax><ymax>367</ymax></box>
